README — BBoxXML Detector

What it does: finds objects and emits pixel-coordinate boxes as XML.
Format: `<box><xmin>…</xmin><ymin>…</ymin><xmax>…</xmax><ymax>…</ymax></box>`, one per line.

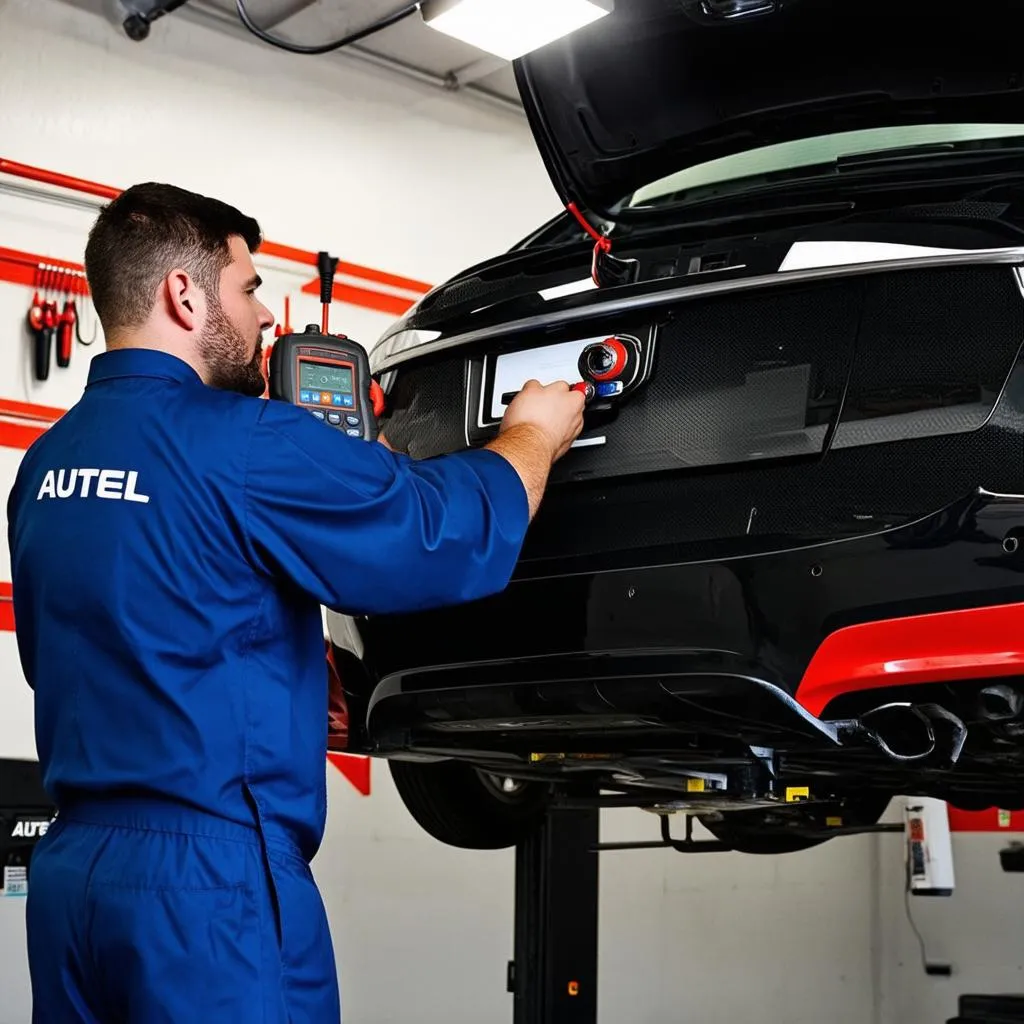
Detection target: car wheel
<box><xmin>697</xmin><ymin>792</ymin><xmax>894</xmax><ymax>855</ymax></box>
<box><xmin>388</xmin><ymin>759</ymin><xmax>551</xmax><ymax>850</ymax></box>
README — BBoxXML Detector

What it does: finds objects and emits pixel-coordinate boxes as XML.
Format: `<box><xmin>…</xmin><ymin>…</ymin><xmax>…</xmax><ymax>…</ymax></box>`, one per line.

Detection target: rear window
<box><xmin>627</xmin><ymin>123</ymin><xmax>1024</xmax><ymax>208</ymax></box>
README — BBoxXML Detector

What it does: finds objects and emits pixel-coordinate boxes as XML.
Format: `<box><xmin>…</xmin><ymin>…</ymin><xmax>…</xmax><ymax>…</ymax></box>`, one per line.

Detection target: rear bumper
<box><xmin>366</xmin><ymin>648</ymin><xmax>846</xmax><ymax>750</ymax></box>
<box><xmin>351</xmin><ymin>488</ymin><xmax>1024</xmax><ymax>754</ymax></box>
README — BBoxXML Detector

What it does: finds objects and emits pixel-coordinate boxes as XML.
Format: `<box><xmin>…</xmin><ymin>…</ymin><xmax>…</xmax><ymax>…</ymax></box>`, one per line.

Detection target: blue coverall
<box><xmin>6</xmin><ymin>347</ymin><xmax>529</xmax><ymax>1022</ymax></box>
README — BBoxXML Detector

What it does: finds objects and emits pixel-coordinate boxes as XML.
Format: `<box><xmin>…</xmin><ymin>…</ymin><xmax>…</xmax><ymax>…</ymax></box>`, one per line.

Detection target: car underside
<box><xmin>327</xmin><ymin>0</ymin><xmax>1024</xmax><ymax>852</ymax></box>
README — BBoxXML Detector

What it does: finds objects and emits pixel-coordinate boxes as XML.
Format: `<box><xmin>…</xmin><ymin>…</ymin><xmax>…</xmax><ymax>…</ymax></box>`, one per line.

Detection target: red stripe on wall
<box><xmin>948</xmin><ymin>806</ymin><xmax>1024</xmax><ymax>832</ymax></box>
<box><xmin>0</xmin><ymin>396</ymin><xmax>67</xmax><ymax>450</ymax></box>
<box><xmin>300</xmin><ymin>278</ymin><xmax>420</xmax><ymax>317</ymax></box>
<box><xmin>0</xmin><ymin>246</ymin><xmax>90</xmax><ymax>296</ymax></box>
<box><xmin>0</xmin><ymin>583</ymin><xmax>13</xmax><ymax>632</ymax></box>
<box><xmin>0</xmin><ymin>398</ymin><xmax>66</xmax><ymax>423</ymax></box>
<box><xmin>0</xmin><ymin>422</ymin><xmax>48</xmax><ymax>450</ymax></box>
<box><xmin>0</xmin><ymin>242</ymin><xmax>422</xmax><ymax>319</ymax></box>
<box><xmin>262</xmin><ymin>240</ymin><xmax>431</xmax><ymax>295</ymax></box>
<box><xmin>0</xmin><ymin>159</ymin><xmax>121</xmax><ymax>200</ymax></box>
<box><xmin>327</xmin><ymin>752</ymin><xmax>372</xmax><ymax>796</ymax></box>
<box><xmin>0</xmin><ymin>159</ymin><xmax>433</xmax><ymax>298</ymax></box>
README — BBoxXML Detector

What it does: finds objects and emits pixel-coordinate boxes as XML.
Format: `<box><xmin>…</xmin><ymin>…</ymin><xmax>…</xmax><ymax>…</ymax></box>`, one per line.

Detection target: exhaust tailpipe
<box><xmin>857</xmin><ymin>702</ymin><xmax>967</xmax><ymax>764</ymax></box>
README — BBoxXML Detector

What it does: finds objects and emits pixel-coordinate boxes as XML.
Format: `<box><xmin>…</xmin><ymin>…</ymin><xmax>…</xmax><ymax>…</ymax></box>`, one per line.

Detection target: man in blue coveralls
<box><xmin>6</xmin><ymin>183</ymin><xmax>585</xmax><ymax>1023</ymax></box>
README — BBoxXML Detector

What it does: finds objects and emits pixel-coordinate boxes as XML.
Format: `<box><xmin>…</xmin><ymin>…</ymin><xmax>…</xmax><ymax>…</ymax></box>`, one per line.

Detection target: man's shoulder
<box><xmin>170</xmin><ymin>385</ymin><xmax>303</xmax><ymax>452</ymax></box>
<box><xmin>192</xmin><ymin>389</ymin><xmax>369</xmax><ymax>480</ymax></box>
<box><xmin>188</xmin><ymin>386</ymin><xmax>311</xmax><ymax>431</ymax></box>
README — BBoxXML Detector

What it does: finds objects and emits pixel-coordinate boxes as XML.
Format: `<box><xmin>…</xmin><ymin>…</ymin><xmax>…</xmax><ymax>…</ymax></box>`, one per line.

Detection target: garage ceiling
<box><xmin>185</xmin><ymin>0</ymin><xmax>524</xmax><ymax>110</ymax></box>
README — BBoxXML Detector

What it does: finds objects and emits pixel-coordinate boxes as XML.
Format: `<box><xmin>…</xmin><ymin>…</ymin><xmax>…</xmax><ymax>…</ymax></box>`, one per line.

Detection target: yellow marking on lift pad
<box><xmin>786</xmin><ymin>786</ymin><xmax>810</xmax><ymax>802</ymax></box>
<box><xmin>686</xmin><ymin>778</ymin><xmax>706</xmax><ymax>792</ymax></box>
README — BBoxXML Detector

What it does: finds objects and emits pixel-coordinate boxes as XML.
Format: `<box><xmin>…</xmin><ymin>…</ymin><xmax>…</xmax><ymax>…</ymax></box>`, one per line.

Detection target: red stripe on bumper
<box><xmin>796</xmin><ymin>602</ymin><xmax>1024</xmax><ymax>717</ymax></box>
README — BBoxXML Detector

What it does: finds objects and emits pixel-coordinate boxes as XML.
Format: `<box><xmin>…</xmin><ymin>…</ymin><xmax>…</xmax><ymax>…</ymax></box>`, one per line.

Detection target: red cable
<box><xmin>566</xmin><ymin>201</ymin><xmax>612</xmax><ymax>252</ymax></box>
<box><xmin>567</xmin><ymin>201</ymin><xmax>613</xmax><ymax>287</ymax></box>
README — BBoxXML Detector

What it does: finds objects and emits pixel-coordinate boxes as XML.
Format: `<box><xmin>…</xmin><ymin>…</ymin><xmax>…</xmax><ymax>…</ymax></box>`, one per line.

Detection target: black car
<box><xmin>327</xmin><ymin>0</ymin><xmax>1024</xmax><ymax>854</ymax></box>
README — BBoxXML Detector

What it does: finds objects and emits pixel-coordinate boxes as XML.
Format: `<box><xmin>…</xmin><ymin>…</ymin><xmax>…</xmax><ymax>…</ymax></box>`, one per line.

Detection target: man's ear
<box><xmin>164</xmin><ymin>268</ymin><xmax>203</xmax><ymax>331</ymax></box>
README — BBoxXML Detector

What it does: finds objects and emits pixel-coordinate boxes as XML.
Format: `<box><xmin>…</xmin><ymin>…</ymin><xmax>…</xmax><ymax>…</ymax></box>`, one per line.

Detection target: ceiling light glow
<box><xmin>422</xmin><ymin>0</ymin><xmax>610</xmax><ymax>62</ymax></box>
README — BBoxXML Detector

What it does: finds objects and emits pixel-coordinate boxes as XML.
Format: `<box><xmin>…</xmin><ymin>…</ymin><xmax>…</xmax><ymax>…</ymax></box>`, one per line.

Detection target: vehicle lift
<box><xmin>506</xmin><ymin>783</ymin><xmax>738</xmax><ymax>1024</ymax></box>
<box><xmin>506</xmin><ymin>783</ymin><xmax>906</xmax><ymax>1024</ymax></box>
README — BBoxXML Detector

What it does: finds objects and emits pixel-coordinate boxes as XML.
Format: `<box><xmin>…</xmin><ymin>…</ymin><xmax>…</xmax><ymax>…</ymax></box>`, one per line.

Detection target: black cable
<box><xmin>903</xmin><ymin>883</ymin><xmax>931</xmax><ymax>974</ymax></box>
<box><xmin>234</xmin><ymin>0</ymin><xmax>422</xmax><ymax>55</ymax></box>
<box><xmin>903</xmin><ymin>851</ymin><xmax>953</xmax><ymax>976</ymax></box>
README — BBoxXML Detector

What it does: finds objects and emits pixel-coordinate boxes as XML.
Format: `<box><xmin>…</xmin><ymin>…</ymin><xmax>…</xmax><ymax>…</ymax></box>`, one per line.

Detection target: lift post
<box><xmin>505</xmin><ymin>784</ymin><xmax>908</xmax><ymax>1023</ymax></box>
<box><xmin>509</xmin><ymin>788</ymin><xmax>600</xmax><ymax>1024</ymax></box>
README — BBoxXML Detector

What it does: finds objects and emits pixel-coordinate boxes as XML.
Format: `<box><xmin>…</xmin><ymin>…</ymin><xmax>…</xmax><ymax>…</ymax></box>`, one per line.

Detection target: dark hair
<box><xmin>83</xmin><ymin>182</ymin><xmax>262</xmax><ymax>335</ymax></box>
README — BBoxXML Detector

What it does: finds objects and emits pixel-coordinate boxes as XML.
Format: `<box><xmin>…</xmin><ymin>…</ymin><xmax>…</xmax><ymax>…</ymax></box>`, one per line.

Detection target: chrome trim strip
<box><xmin>977</xmin><ymin>486</ymin><xmax>1024</xmax><ymax>500</ymax></box>
<box><xmin>372</xmin><ymin>246</ymin><xmax>1024</xmax><ymax>372</ymax></box>
<box><xmin>1014</xmin><ymin>266</ymin><xmax>1024</xmax><ymax>300</ymax></box>
<box><xmin>462</xmin><ymin>357</ymin><xmax>473</xmax><ymax>450</ymax></box>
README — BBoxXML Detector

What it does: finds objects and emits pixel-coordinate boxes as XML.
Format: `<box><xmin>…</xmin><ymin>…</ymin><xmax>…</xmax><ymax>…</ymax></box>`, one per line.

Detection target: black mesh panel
<box><xmin>375</xmin><ymin>264</ymin><xmax>1024</xmax><ymax>574</ymax></box>
<box><xmin>833</xmin><ymin>265</ymin><xmax>1022</xmax><ymax>447</ymax></box>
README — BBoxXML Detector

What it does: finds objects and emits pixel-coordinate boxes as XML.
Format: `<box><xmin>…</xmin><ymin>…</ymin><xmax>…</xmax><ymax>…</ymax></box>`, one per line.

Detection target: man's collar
<box><xmin>86</xmin><ymin>347</ymin><xmax>203</xmax><ymax>387</ymax></box>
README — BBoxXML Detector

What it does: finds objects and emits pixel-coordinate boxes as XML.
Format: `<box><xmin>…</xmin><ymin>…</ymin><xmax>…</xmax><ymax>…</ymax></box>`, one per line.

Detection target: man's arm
<box><xmin>482</xmin><ymin>378</ymin><xmax>585</xmax><ymax>520</ymax></box>
<box><xmin>243</xmin><ymin>380</ymin><xmax>584</xmax><ymax>617</ymax></box>
<box><xmin>382</xmin><ymin>379</ymin><xmax>583</xmax><ymax>520</ymax></box>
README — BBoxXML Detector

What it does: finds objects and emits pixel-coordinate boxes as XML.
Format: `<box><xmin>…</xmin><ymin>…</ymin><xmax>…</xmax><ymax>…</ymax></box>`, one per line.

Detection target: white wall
<box><xmin>0</xmin><ymin>3</ymin><xmax>1019</xmax><ymax>1023</ymax></box>
<box><xmin>878</xmin><ymin>832</ymin><xmax>1024</xmax><ymax>1024</ymax></box>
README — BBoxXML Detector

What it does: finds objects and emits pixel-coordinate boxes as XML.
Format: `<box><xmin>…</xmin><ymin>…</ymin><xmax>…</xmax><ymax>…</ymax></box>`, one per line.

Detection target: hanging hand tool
<box><xmin>27</xmin><ymin>264</ymin><xmax>54</xmax><ymax>382</ymax></box>
<box><xmin>31</xmin><ymin>298</ymin><xmax>56</xmax><ymax>382</ymax></box>
<box><xmin>57</xmin><ymin>295</ymin><xmax>76</xmax><ymax>368</ymax></box>
<box><xmin>26</xmin><ymin>269</ymin><xmax>44</xmax><ymax>345</ymax></box>
<box><xmin>42</xmin><ymin>266</ymin><xmax>59</xmax><ymax>380</ymax></box>
<box><xmin>27</xmin><ymin>280</ymin><xmax>45</xmax><ymax>380</ymax></box>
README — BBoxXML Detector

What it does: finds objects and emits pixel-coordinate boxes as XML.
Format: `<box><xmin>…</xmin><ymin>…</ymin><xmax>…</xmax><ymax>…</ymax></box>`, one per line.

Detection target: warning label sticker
<box><xmin>3</xmin><ymin>866</ymin><xmax>27</xmax><ymax>897</ymax></box>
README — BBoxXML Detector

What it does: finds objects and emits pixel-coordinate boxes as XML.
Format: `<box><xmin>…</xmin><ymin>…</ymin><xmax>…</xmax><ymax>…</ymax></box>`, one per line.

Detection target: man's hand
<box><xmin>500</xmin><ymin>379</ymin><xmax>586</xmax><ymax>461</ymax></box>
<box><xmin>485</xmin><ymin>379</ymin><xmax>586</xmax><ymax>519</ymax></box>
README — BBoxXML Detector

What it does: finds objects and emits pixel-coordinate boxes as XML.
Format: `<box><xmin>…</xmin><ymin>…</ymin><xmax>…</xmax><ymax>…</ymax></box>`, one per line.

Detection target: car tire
<box><xmin>697</xmin><ymin>792</ymin><xmax>894</xmax><ymax>855</ymax></box>
<box><xmin>388</xmin><ymin>759</ymin><xmax>551</xmax><ymax>850</ymax></box>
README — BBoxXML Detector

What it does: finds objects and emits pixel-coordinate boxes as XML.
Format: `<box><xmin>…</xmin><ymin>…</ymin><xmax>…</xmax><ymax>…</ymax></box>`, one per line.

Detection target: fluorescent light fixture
<box><xmin>421</xmin><ymin>0</ymin><xmax>611</xmax><ymax>62</ymax></box>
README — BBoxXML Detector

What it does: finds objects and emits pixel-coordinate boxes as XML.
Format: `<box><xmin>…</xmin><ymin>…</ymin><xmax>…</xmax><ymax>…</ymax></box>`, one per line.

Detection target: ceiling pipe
<box><xmin>182</xmin><ymin>1</ymin><xmax>525</xmax><ymax>117</ymax></box>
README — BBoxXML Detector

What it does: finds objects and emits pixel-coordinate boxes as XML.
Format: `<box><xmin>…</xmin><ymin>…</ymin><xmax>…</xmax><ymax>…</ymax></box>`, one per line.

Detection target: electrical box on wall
<box><xmin>0</xmin><ymin>759</ymin><xmax>54</xmax><ymax>898</ymax></box>
<box><xmin>905</xmin><ymin>796</ymin><xmax>955</xmax><ymax>897</ymax></box>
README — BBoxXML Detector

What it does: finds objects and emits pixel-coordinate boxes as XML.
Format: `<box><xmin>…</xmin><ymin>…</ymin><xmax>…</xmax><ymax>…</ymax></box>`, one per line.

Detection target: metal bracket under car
<box><xmin>588</xmin><ymin>808</ymin><xmax>904</xmax><ymax>854</ymax></box>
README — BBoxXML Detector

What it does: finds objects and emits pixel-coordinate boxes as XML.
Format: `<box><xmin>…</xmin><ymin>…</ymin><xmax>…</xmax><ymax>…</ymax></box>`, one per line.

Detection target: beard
<box><xmin>198</xmin><ymin>297</ymin><xmax>266</xmax><ymax>398</ymax></box>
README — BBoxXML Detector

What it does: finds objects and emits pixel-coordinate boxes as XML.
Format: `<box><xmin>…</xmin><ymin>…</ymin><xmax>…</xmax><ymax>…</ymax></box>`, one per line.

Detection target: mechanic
<box><xmin>6</xmin><ymin>182</ymin><xmax>585</xmax><ymax>1023</ymax></box>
